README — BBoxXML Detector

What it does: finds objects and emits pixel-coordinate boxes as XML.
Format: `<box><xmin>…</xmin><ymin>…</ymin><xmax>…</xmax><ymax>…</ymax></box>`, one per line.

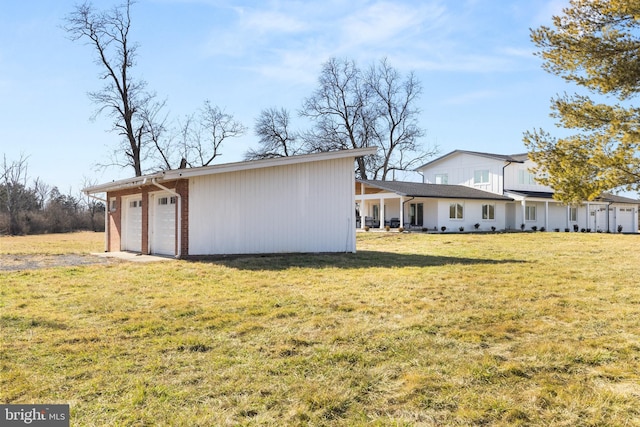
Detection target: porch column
<box><xmin>379</xmin><ymin>198</ymin><xmax>384</xmax><ymax>229</ymax></box>
<box><xmin>566</xmin><ymin>205</ymin><xmax>570</xmax><ymax>230</ymax></box>
<box><xmin>545</xmin><ymin>201</ymin><xmax>549</xmax><ymax>231</ymax></box>
<box><xmin>399</xmin><ymin>196</ymin><xmax>404</xmax><ymax>229</ymax></box>
<box><xmin>360</xmin><ymin>183</ymin><xmax>366</xmax><ymax>229</ymax></box>
<box><xmin>586</xmin><ymin>203</ymin><xmax>590</xmax><ymax>231</ymax></box>
<box><xmin>521</xmin><ymin>200</ymin><xmax>527</xmax><ymax>228</ymax></box>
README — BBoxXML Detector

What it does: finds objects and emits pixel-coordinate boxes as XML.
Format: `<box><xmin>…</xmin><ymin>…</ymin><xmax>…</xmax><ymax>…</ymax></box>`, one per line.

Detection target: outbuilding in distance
<box><xmin>83</xmin><ymin>147</ymin><xmax>377</xmax><ymax>258</ymax></box>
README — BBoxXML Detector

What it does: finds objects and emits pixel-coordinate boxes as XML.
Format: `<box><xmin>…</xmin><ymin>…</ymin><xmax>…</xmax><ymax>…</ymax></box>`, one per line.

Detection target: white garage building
<box><xmin>84</xmin><ymin>148</ymin><xmax>375</xmax><ymax>257</ymax></box>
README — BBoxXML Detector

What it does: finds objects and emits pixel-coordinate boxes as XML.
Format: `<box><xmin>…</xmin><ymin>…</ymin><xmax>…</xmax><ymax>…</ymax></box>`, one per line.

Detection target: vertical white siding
<box><xmin>435</xmin><ymin>199</ymin><xmax>507</xmax><ymax>231</ymax></box>
<box><xmin>419</xmin><ymin>153</ymin><xmax>505</xmax><ymax>194</ymax></box>
<box><xmin>504</xmin><ymin>160</ymin><xmax>554</xmax><ymax>192</ymax></box>
<box><xmin>188</xmin><ymin>157</ymin><xmax>356</xmax><ymax>255</ymax></box>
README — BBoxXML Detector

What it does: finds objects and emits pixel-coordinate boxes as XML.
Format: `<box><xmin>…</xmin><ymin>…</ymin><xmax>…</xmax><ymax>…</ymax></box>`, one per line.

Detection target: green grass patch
<box><xmin>1</xmin><ymin>232</ymin><xmax>640</xmax><ymax>425</ymax></box>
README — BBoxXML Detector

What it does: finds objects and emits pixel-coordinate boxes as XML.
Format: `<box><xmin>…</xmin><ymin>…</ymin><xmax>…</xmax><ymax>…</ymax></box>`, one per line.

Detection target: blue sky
<box><xmin>0</xmin><ymin>0</ymin><xmax>571</xmax><ymax>193</ymax></box>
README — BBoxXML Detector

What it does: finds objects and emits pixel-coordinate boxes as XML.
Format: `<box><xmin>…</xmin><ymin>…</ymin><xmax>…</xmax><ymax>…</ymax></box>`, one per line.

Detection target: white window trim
<box><xmin>435</xmin><ymin>173</ymin><xmax>448</xmax><ymax>184</ymax></box>
<box><xmin>525</xmin><ymin>205</ymin><xmax>537</xmax><ymax>221</ymax></box>
<box><xmin>449</xmin><ymin>202</ymin><xmax>464</xmax><ymax>220</ymax></box>
<box><xmin>482</xmin><ymin>203</ymin><xmax>495</xmax><ymax>221</ymax></box>
<box><xmin>474</xmin><ymin>170</ymin><xmax>489</xmax><ymax>185</ymax></box>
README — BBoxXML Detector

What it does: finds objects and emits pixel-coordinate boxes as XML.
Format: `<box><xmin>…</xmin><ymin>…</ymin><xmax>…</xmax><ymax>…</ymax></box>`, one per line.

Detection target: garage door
<box><xmin>123</xmin><ymin>195</ymin><xmax>143</xmax><ymax>252</ymax></box>
<box><xmin>617</xmin><ymin>207</ymin><xmax>635</xmax><ymax>233</ymax></box>
<box><xmin>150</xmin><ymin>193</ymin><xmax>176</xmax><ymax>255</ymax></box>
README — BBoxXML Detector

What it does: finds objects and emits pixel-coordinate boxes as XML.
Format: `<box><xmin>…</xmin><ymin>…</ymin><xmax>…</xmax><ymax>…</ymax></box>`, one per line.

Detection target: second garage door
<box><xmin>123</xmin><ymin>195</ymin><xmax>143</xmax><ymax>252</ymax></box>
<box><xmin>150</xmin><ymin>193</ymin><xmax>177</xmax><ymax>256</ymax></box>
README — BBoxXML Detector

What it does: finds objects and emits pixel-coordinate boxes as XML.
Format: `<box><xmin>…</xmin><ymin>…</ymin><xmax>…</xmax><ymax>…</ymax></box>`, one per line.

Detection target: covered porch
<box><xmin>505</xmin><ymin>190</ymin><xmax>639</xmax><ymax>232</ymax></box>
<box><xmin>355</xmin><ymin>180</ymin><xmax>514</xmax><ymax>232</ymax></box>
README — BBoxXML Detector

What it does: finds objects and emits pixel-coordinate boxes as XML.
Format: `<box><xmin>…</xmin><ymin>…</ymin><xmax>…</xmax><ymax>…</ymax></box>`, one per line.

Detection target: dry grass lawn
<box><xmin>1</xmin><ymin>231</ymin><xmax>640</xmax><ymax>425</ymax></box>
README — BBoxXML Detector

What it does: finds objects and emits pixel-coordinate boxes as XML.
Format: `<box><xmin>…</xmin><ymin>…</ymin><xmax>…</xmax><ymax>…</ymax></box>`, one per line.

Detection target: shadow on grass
<box><xmin>189</xmin><ymin>250</ymin><xmax>528</xmax><ymax>271</ymax></box>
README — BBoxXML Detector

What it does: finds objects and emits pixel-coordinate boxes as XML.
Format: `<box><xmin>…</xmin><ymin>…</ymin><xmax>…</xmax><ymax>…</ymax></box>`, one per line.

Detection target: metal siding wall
<box><xmin>188</xmin><ymin>157</ymin><xmax>355</xmax><ymax>255</ymax></box>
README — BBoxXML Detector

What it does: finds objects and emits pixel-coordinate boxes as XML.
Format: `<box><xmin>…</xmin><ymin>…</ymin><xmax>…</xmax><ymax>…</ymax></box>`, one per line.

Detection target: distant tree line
<box><xmin>0</xmin><ymin>154</ymin><xmax>104</xmax><ymax>236</ymax></box>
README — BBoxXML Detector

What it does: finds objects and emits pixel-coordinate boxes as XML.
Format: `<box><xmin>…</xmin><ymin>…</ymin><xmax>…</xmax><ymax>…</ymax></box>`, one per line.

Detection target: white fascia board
<box><xmin>82</xmin><ymin>173</ymin><xmax>164</xmax><ymax>194</ymax></box>
<box><xmin>82</xmin><ymin>148</ymin><xmax>377</xmax><ymax>193</ymax></box>
<box><xmin>162</xmin><ymin>147</ymin><xmax>378</xmax><ymax>180</ymax></box>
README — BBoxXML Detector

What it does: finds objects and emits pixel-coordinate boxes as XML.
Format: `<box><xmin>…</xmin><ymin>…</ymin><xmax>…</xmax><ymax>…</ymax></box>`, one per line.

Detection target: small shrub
<box><xmin>565</xmin><ymin>228</ymin><xmax>570</xmax><ymax>232</ymax></box>
<box><xmin>384</xmin><ymin>225</ymin><xmax>390</xmax><ymax>232</ymax></box>
<box><xmin>581</xmin><ymin>228</ymin><xmax>586</xmax><ymax>233</ymax></box>
<box><xmin>441</xmin><ymin>226</ymin><xmax>447</xmax><ymax>232</ymax></box>
<box><xmin>364</xmin><ymin>226</ymin><xmax>370</xmax><ymax>232</ymax></box>
<box><xmin>474</xmin><ymin>223</ymin><xmax>480</xmax><ymax>230</ymax></box>
<box><xmin>618</xmin><ymin>225</ymin><xmax>623</xmax><ymax>233</ymax></box>
<box><xmin>520</xmin><ymin>223</ymin><xmax>525</xmax><ymax>231</ymax></box>
<box><xmin>554</xmin><ymin>228</ymin><xmax>560</xmax><ymax>232</ymax></box>
<box><xmin>491</xmin><ymin>226</ymin><xmax>496</xmax><ymax>232</ymax></box>
<box><xmin>540</xmin><ymin>227</ymin><xmax>545</xmax><ymax>232</ymax></box>
<box><xmin>459</xmin><ymin>226</ymin><xmax>464</xmax><ymax>232</ymax></box>
<box><xmin>398</xmin><ymin>227</ymin><xmax>404</xmax><ymax>233</ymax></box>
<box><xmin>586</xmin><ymin>228</ymin><xmax>591</xmax><ymax>232</ymax></box>
<box><xmin>531</xmin><ymin>225</ymin><xmax>538</xmax><ymax>232</ymax></box>
<box><xmin>573</xmin><ymin>224</ymin><xmax>579</xmax><ymax>232</ymax></box>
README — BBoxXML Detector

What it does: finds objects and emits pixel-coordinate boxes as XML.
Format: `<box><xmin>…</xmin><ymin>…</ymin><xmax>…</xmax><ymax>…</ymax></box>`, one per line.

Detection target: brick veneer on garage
<box><xmin>107</xmin><ymin>179</ymin><xmax>189</xmax><ymax>257</ymax></box>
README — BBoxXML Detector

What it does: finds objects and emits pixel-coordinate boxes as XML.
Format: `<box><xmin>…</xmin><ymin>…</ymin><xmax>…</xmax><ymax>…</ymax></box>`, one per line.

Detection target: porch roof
<box><xmin>506</xmin><ymin>189</ymin><xmax>639</xmax><ymax>204</ymax></box>
<box><xmin>359</xmin><ymin>180</ymin><xmax>514</xmax><ymax>201</ymax></box>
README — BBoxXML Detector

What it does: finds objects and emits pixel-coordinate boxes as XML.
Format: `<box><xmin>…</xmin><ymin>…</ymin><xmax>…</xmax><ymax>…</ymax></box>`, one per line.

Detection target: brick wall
<box><xmin>106</xmin><ymin>179</ymin><xmax>188</xmax><ymax>257</ymax></box>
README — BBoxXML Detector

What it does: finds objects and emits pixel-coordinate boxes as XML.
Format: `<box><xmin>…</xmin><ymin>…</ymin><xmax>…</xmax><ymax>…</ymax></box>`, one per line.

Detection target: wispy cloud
<box><xmin>195</xmin><ymin>0</ymin><xmax>558</xmax><ymax>84</ymax></box>
<box><xmin>443</xmin><ymin>89</ymin><xmax>498</xmax><ymax>106</ymax></box>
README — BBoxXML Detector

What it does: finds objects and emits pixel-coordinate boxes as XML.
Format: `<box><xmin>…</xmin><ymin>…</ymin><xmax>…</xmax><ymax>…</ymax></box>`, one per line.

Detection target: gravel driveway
<box><xmin>0</xmin><ymin>254</ymin><xmax>118</xmax><ymax>271</ymax></box>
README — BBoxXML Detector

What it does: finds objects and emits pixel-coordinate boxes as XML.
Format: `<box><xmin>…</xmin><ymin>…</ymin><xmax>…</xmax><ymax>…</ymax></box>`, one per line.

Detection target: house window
<box><xmin>482</xmin><ymin>204</ymin><xmax>495</xmax><ymax>220</ymax></box>
<box><xmin>435</xmin><ymin>174</ymin><xmax>448</xmax><ymax>184</ymax></box>
<box><xmin>170</xmin><ymin>196</ymin><xmax>177</xmax><ymax>204</ymax></box>
<box><xmin>525</xmin><ymin>205</ymin><xmax>536</xmax><ymax>221</ymax></box>
<box><xmin>474</xmin><ymin>170</ymin><xmax>489</xmax><ymax>184</ymax></box>
<box><xmin>410</xmin><ymin>203</ymin><xmax>424</xmax><ymax>226</ymax></box>
<box><xmin>569</xmin><ymin>207</ymin><xmax>577</xmax><ymax>222</ymax></box>
<box><xmin>109</xmin><ymin>198</ymin><xmax>117</xmax><ymax>212</ymax></box>
<box><xmin>518</xmin><ymin>170</ymin><xmax>536</xmax><ymax>185</ymax></box>
<box><xmin>372</xmin><ymin>204</ymin><xmax>380</xmax><ymax>221</ymax></box>
<box><xmin>449</xmin><ymin>203</ymin><xmax>464</xmax><ymax>219</ymax></box>
<box><xmin>129</xmin><ymin>200</ymin><xmax>141</xmax><ymax>208</ymax></box>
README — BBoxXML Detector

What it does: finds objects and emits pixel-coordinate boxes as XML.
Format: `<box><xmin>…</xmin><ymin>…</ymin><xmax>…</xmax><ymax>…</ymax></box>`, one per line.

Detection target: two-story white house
<box><xmin>356</xmin><ymin>150</ymin><xmax>638</xmax><ymax>233</ymax></box>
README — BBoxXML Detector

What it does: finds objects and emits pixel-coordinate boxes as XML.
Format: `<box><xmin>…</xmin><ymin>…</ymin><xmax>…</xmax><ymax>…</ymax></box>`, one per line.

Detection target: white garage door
<box><xmin>150</xmin><ymin>193</ymin><xmax>176</xmax><ymax>255</ymax></box>
<box><xmin>123</xmin><ymin>195</ymin><xmax>143</xmax><ymax>252</ymax></box>
<box><xmin>617</xmin><ymin>207</ymin><xmax>635</xmax><ymax>233</ymax></box>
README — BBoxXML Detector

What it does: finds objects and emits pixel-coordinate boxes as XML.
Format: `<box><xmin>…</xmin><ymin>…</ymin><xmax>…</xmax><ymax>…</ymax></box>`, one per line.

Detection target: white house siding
<box><xmin>420</xmin><ymin>153</ymin><xmax>505</xmax><ymax>194</ymax></box>
<box><xmin>435</xmin><ymin>199</ymin><xmax>506</xmax><ymax>232</ymax></box>
<box><xmin>547</xmin><ymin>203</ymin><xmax>567</xmax><ymax>231</ymax></box>
<box><xmin>504</xmin><ymin>160</ymin><xmax>554</xmax><ymax>192</ymax></box>
<box><xmin>188</xmin><ymin>157</ymin><xmax>356</xmax><ymax>255</ymax></box>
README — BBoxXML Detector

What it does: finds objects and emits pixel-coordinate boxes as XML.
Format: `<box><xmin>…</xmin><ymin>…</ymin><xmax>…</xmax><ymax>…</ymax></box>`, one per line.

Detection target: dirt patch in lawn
<box><xmin>0</xmin><ymin>254</ymin><xmax>120</xmax><ymax>271</ymax></box>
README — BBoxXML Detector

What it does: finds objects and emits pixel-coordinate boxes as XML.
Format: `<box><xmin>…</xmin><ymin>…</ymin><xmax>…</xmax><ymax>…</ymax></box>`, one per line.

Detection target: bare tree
<box><xmin>64</xmin><ymin>0</ymin><xmax>163</xmax><ymax>176</ymax></box>
<box><xmin>32</xmin><ymin>177</ymin><xmax>51</xmax><ymax>210</ymax></box>
<box><xmin>1</xmin><ymin>154</ymin><xmax>33</xmax><ymax>235</ymax></box>
<box><xmin>366</xmin><ymin>58</ymin><xmax>435</xmax><ymax>180</ymax></box>
<box><xmin>301</xmin><ymin>58</ymin><xmax>374</xmax><ymax>179</ymax></box>
<box><xmin>181</xmin><ymin>100</ymin><xmax>246</xmax><ymax>167</ymax></box>
<box><xmin>246</xmin><ymin>107</ymin><xmax>301</xmax><ymax>160</ymax></box>
<box><xmin>80</xmin><ymin>176</ymin><xmax>105</xmax><ymax>232</ymax></box>
<box><xmin>300</xmin><ymin>57</ymin><xmax>434</xmax><ymax>180</ymax></box>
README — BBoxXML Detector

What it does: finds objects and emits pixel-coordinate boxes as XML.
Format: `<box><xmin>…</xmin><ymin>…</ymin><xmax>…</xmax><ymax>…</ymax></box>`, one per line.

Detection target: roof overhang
<box><xmin>84</xmin><ymin>147</ymin><xmax>377</xmax><ymax>194</ymax></box>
